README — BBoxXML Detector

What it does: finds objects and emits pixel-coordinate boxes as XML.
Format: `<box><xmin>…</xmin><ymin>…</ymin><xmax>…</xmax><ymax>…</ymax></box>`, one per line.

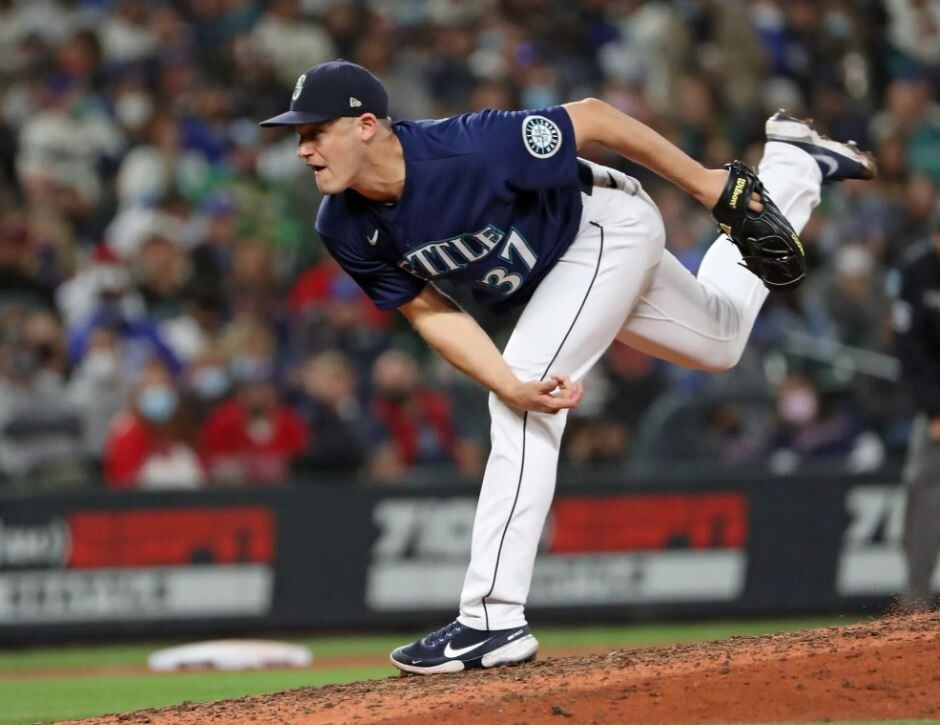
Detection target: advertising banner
<box><xmin>365</xmin><ymin>492</ymin><xmax>749</xmax><ymax>611</ymax></box>
<box><xmin>0</xmin><ymin>492</ymin><xmax>280</xmax><ymax>637</ymax></box>
<box><xmin>0</xmin><ymin>471</ymin><xmax>926</xmax><ymax>643</ymax></box>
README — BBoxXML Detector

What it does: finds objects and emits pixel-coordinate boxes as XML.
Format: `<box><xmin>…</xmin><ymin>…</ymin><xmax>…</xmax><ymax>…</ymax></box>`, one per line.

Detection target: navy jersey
<box><xmin>315</xmin><ymin>106</ymin><xmax>583</xmax><ymax>311</ymax></box>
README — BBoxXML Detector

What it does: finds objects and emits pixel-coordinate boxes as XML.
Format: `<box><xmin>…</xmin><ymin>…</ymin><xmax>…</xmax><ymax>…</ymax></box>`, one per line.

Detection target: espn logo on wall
<box><xmin>0</xmin><ymin>507</ymin><xmax>276</xmax><ymax>623</ymax></box>
<box><xmin>67</xmin><ymin>508</ymin><xmax>275</xmax><ymax>567</ymax></box>
<box><xmin>366</xmin><ymin>493</ymin><xmax>748</xmax><ymax>610</ymax></box>
<box><xmin>532</xmin><ymin>493</ymin><xmax>747</xmax><ymax>607</ymax></box>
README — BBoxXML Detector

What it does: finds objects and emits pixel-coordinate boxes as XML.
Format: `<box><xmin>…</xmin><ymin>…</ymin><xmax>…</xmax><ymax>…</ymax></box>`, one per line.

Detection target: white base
<box><xmin>148</xmin><ymin>640</ymin><xmax>312</xmax><ymax>672</ymax></box>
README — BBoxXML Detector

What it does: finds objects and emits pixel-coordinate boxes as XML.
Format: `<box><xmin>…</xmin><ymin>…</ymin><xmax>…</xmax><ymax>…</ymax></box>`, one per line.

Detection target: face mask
<box><xmin>11</xmin><ymin>350</ymin><xmax>36</xmax><ymax>377</ymax></box>
<box><xmin>230</xmin><ymin>356</ymin><xmax>271</xmax><ymax>384</ymax></box>
<box><xmin>97</xmin><ymin>303</ymin><xmax>128</xmax><ymax>332</ymax></box>
<box><xmin>778</xmin><ymin>389</ymin><xmax>818</xmax><ymax>426</ymax></box>
<box><xmin>521</xmin><ymin>85</ymin><xmax>558</xmax><ymax>110</ymax></box>
<box><xmin>35</xmin><ymin>343</ymin><xmax>55</xmax><ymax>364</ymax></box>
<box><xmin>823</xmin><ymin>12</ymin><xmax>852</xmax><ymax>40</ymax></box>
<box><xmin>83</xmin><ymin>349</ymin><xmax>118</xmax><ymax>380</ymax></box>
<box><xmin>245</xmin><ymin>393</ymin><xmax>273</xmax><ymax>418</ymax></box>
<box><xmin>191</xmin><ymin>366</ymin><xmax>229</xmax><ymax>400</ymax></box>
<box><xmin>138</xmin><ymin>386</ymin><xmax>178</xmax><ymax>423</ymax></box>
<box><xmin>115</xmin><ymin>92</ymin><xmax>154</xmax><ymax>131</ymax></box>
<box><xmin>380</xmin><ymin>388</ymin><xmax>410</xmax><ymax>405</ymax></box>
<box><xmin>247</xmin><ymin>417</ymin><xmax>273</xmax><ymax>443</ymax></box>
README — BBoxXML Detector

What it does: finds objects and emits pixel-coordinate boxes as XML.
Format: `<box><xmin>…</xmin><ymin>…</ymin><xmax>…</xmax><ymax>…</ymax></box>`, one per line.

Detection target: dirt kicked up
<box><xmin>76</xmin><ymin>611</ymin><xmax>939</xmax><ymax>724</ymax></box>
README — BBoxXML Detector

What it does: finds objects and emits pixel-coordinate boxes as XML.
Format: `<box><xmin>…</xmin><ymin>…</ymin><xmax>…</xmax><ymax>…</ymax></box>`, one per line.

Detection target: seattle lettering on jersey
<box><xmin>399</xmin><ymin>225</ymin><xmax>537</xmax><ymax>281</ymax></box>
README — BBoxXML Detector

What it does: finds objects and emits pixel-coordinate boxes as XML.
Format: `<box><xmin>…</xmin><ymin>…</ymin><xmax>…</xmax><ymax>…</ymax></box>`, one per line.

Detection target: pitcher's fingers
<box><xmin>535</xmin><ymin>378</ymin><xmax>559</xmax><ymax>394</ymax></box>
<box><xmin>543</xmin><ymin>383</ymin><xmax>583</xmax><ymax>411</ymax></box>
<box><xmin>551</xmin><ymin>374</ymin><xmax>575</xmax><ymax>394</ymax></box>
<box><xmin>556</xmin><ymin>379</ymin><xmax>584</xmax><ymax>399</ymax></box>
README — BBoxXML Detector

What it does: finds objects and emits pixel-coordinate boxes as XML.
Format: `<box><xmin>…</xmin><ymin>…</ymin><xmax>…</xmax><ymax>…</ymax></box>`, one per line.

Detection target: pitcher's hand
<box><xmin>696</xmin><ymin>167</ymin><xmax>763</xmax><ymax>212</ymax></box>
<box><xmin>500</xmin><ymin>375</ymin><xmax>583</xmax><ymax>414</ymax></box>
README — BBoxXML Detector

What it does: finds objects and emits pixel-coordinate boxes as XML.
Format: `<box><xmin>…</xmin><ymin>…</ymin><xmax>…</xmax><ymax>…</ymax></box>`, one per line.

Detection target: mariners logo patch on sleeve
<box><xmin>522</xmin><ymin>115</ymin><xmax>562</xmax><ymax>158</ymax></box>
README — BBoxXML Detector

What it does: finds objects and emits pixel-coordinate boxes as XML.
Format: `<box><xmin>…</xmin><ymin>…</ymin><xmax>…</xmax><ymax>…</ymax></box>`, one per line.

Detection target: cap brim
<box><xmin>259</xmin><ymin>110</ymin><xmax>337</xmax><ymax>127</ymax></box>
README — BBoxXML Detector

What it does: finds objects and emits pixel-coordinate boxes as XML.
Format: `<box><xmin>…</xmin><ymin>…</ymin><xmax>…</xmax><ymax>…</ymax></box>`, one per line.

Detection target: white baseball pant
<box><xmin>458</xmin><ymin>142</ymin><xmax>822</xmax><ymax>630</ymax></box>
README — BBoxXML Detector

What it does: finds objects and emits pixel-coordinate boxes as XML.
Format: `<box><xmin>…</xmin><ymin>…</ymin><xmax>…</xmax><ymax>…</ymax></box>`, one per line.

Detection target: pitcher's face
<box><xmin>296</xmin><ymin>118</ymin><xmax>367</xmax><ymax>195</ymax></box>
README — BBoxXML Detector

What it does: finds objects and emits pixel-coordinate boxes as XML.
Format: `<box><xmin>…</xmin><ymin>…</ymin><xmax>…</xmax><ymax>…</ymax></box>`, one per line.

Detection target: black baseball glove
<box><xmin>711</xmin><ymin>160</ymin><xmax>806</xmax><ymax>291</ymax></box>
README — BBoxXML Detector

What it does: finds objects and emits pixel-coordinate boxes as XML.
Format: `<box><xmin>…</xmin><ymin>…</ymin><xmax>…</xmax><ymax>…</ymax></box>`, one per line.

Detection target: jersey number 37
<box><xmin>478</xmin><ymin>230</ymin><xmax>537</xmax><ymax>295</ymax></box>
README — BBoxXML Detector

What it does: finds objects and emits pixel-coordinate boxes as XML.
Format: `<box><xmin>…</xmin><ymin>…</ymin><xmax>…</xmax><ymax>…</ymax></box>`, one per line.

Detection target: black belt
<box><xmin>577</xmin><ymin>160</ymin><xmax>639</xmax><ymax>196</ymax></box>
<box><xmin>577</xmin><ymin>159</ymin><xmax>594</xmax><ymax>195</ymax></box>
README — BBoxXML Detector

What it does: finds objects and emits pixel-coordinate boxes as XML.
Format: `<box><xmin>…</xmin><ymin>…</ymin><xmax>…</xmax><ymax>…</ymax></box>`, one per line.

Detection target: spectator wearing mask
<box><xmin>64</xmin><ymin>240</ymin><xmax>182</xmax><ymax>377</ymax></box>
<box><xmin>67</xmin><ymin>290</ymin><xmax>181</xmax><ymax>377</ymax></box>
<box><xmin>56</xmin><ymin>243</ymin><xmax>141</xmax><ymax>330</ymax></box>
<box><xmin>103</xmin><ymin>358</ymin><xmax>204</xmax><ymax>489</ymax></box>
<box><xmin>765</xmin><ymin>374</ymin><xmax>881</xmax><ymax>475</ymax></box>
<box><xmin>182</xmin><ymin>345</ymin><xmax>232</xmax><ymax>423</ymax></box>
<box><xmin>67</xmin><ymin>324</ymin><xmax>132</xmax><ymax>458</ymax></box>
<box><xmin>200</xmin><ymin>356</ymin><xmax>309</xmax><ymax>485</ymax></box>
<box><xmin>21</xmin><ymin>307</ymin><xmax>68</xmax><ymax>379</ymax></box>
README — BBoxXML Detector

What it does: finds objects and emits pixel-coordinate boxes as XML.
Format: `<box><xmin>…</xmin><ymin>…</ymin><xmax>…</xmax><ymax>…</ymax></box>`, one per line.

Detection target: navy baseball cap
<box><xmin>259</xmin><ymin>60</ymin><xmax>388</xmax><ymax>127</ymax></box>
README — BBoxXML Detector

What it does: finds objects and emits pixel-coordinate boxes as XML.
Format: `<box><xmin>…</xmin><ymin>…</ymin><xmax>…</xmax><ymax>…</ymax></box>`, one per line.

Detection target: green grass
<box><xmin>0</xmin><ymin>667</ymin><xmax>390</xmax><ymax>725</ymax></box>
<box><xmin>0</xmin><ymin>616</ymin><xmax>874</xmax><ymax>724</ymax></box>
<box><xmin>0</xmin><ymin>615</ymin><xmax>865</xmax><ymax>672</ymax></box>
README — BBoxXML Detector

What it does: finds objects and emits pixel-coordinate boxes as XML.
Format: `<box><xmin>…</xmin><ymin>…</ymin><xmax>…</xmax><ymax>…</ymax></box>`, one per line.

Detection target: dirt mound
<box><xmin>77</xmin><ymin>612</ymin><xmax>940</xmax><ymax>724</ymax></box>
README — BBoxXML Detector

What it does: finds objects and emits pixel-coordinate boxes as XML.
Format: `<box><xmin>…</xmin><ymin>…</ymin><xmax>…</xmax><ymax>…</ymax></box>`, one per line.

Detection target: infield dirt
<box><xmin>75</xmin><ymin>611</ymin><xmax>939</xmax><ymax>724</ymax></box>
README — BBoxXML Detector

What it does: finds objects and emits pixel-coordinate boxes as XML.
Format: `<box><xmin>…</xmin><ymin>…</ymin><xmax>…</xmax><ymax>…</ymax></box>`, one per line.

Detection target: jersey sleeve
<box><xmin>321</xmin><ymin>234</ymin><xmax>426</xmax><ymax>310</ymax></box>
<box><xmin>466</xmin><ymin>106</ymin><xmax>579</xmax><ymax>196</ymax></box>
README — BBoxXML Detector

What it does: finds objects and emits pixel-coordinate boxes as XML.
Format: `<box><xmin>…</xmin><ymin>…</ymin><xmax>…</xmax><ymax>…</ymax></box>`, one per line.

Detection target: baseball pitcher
<box><xmin>261</xmin><ymin>61</ymin><xmax>876</xmax><ymax>674</ymax></box>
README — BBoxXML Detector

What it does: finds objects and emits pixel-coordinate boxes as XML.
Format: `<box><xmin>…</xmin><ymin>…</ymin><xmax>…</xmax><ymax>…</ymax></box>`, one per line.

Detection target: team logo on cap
<box><xmin>522</xmin><ymin>115</ymin><xmax>561</xmax><ymax>158</ymax></box>
<box><xmin>292</xmin><ymin>73</ymin><xmax>306</xmax><ymax>101</ymax></box>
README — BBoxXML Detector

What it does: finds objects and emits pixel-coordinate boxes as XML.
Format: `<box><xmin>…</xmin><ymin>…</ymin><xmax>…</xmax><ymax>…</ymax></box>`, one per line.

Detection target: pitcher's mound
<box><xmin>81</xmin><ymin>611</ymin><xmax>940</xmax><ymax>724</ymax></box>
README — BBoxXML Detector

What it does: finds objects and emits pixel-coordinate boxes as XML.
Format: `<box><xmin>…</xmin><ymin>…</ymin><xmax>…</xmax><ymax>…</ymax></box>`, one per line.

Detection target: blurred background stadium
<box><xmin>0</xmin><ymin>0</ymin><xmax>938</xmax><ymax>710</ymax></box>
<box><xmin>2</xmin><ymin>0</ymin><xmax>938</xmax><ymax>491</ymax></box>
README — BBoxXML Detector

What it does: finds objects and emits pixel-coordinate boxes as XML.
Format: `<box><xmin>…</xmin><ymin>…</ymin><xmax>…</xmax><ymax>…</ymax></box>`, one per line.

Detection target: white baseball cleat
<box><xmin>765</xmin><ymin>110</ymin><xmax>877</xmax><ymax>183</ymax></box>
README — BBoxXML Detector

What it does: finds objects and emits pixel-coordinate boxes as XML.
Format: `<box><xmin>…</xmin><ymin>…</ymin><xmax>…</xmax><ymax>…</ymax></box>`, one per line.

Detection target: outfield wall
<box><xmin>0</xmin><ymin>473</ymin><xmax>931</xmax><ymax>643</ymax></box>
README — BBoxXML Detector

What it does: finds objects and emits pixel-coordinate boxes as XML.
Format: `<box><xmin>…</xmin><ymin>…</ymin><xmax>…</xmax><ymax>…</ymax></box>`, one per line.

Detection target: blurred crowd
<box><xmin>0</xmin><ymin>0</ymin><xmax>938</xmax><ymax>490</ymax></box>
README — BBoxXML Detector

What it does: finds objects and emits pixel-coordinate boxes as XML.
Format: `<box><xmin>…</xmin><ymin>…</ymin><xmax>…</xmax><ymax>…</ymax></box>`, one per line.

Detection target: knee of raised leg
<box><xmin>698</xmin><ymin>343</ymin><xmax>743</xmax><ymax>372</ymax></box>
